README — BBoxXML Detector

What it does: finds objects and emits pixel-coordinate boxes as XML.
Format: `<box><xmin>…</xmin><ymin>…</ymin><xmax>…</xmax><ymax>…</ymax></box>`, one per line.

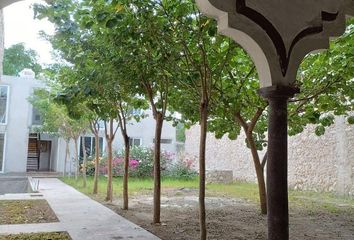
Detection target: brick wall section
<box><xmin>185</xmin><ymin>116</ymin><xmax>354</xmax><ymax>195</ymax></box>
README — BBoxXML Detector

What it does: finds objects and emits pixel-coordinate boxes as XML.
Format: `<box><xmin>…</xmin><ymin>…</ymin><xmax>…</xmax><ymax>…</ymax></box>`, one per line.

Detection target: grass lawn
<box><xmin>63</xmin><ymin>176</ymin><xmax>354</xmax><ymax>213</ymax></box>
<box><xmin>0</xmin><ymin>200</ymin><xmax>58</xmax><ymax>225</ymax></box>
<box><xmin>0</xmin><ymin>232</ymin><xmax>71</xmax><ymax>240</ymax></box>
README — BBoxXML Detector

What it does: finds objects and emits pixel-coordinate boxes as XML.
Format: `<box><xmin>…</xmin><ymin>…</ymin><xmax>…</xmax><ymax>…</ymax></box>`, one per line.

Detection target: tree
<box><xmin>3</xmin><ymin>43</ymin><xmax>42</xmax><ymax>76</ymax></box>
<box><xmin>29</xmin><ymin>88</ymin><xmax>86</xmax><ymax>176</ymax></box>
<box><xmin>79</xmin><ymin>0</ymin><xmax>182</xmax><ymax>219</ymax></box>
<box><xmin>204</xmin><ymin>17</ymin><xmax>354</xmax><ymax>216</ymax></box>
<box><xmin>34</xmin><ymin>0</ymin><xmax>148</xmax><ymax>207</ymax></box>
<box><xmin>157</xmin><ymin>1</ymin><xmax>242</xmax><ymax>238</ymax></box>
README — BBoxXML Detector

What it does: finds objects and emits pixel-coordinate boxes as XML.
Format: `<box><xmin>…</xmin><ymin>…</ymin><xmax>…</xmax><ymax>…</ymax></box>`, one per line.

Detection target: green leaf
<box><xmin>348</xmin><ymin>116</ymin><xmax>354</xmax><ymax>125</ymax></box>
<box><xmin>106</xmin><ymin>18</ymin><xmax>118</xmax><ymax>28</ymax></box>
<box><xmin>315</xmin><ymin>125</ymin><xmax>326</xmax><ymax>136</ymax></box>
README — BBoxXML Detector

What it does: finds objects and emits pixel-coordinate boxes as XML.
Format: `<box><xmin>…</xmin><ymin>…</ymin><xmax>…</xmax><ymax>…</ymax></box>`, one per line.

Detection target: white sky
<box><xmin>3</xmin><ymin>0</ymin><xmax>55</xmax><ymax>65</ymax></box>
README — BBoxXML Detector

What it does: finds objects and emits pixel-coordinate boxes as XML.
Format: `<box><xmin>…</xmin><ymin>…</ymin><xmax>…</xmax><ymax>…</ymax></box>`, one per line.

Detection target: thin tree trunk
<box><xmin>153</xmin><ymin>112</ymin><xmax>163</xmax><ymax>224</ymax></box>
<box><xmin>246</xmin><ymin>133</ymin><xmax>267</xmax><ymax>214</ymax></box>
<box><xmin>123</xmin><ymin>134</ymin><xmax>130</xmax><ymax>210</ymax></box>
<box><xmin>93</xmin><ymin>133</ymin><xmax>100</xmax><ymax>194</ymax></box>
<box><xmin>235</xmin><ymin>109</ymin><xmax>267</xmax><ymax>215</ymax></box>
<box><xmin>82</xmin><ymin>136</ymin><xmax>87</xmax><ymax>188</ymax></box>
<box><xmin>74</xmin><ymin>138</ymin><xmax>79</xmax><ymax>180</ymax></box>
<box><xmin>63</xmin><ymin>140</ymin><xmax>69</xmax><ymax>177</ymax></box>
<box><xmin>199</xmin><ymin>100</ymin><xmax>208</xmax><ymax>240</ymax></box>
<box><xmin>106</xmin><ymin>139</ymin><xmax>113</xmax><ymax>202</ymax></box>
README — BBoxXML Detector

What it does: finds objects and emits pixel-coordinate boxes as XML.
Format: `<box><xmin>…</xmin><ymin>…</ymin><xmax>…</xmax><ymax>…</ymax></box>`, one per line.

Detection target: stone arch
<box><xmin>196</xmin><ymin>0</ymin><xmax>353</xmax><ymax>88</ymax></box>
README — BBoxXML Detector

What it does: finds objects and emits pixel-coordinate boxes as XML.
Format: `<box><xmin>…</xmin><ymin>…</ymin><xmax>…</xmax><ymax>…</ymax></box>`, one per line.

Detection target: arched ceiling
<box><xmin>0</xmin><ymin>0</ymin><xmax>23</xmax><ymax>9</ymax></box>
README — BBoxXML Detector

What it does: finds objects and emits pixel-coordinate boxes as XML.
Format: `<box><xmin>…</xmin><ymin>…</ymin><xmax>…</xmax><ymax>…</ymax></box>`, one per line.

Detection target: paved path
<box><xmin>0</xmin><ymin>178</ymin><xmax>160</xmax><ymax>240</ymax></box>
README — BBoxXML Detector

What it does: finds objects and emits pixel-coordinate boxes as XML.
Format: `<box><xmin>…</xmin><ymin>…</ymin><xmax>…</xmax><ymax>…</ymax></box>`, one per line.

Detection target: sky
<box><xmin>3</xmin><ymin>0</ymin><xmax>55</xmax><ymax>65</ymax></box>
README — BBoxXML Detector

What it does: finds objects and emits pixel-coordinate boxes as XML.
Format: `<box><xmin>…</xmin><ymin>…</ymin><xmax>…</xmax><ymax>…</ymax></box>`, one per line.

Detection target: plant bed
<box><xmin>0</xmin><ymin>200</ymin><xmax>58</xmax><ymax>225</ymax></box>
<box><xmin>0</xmin><ymin>232</ymin><xmax>71</xmax><ymax>240</ymax></box>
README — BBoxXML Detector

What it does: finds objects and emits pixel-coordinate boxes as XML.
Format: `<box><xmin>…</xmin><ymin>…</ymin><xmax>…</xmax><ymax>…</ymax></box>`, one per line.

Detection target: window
<box><xmin>32</xmin><ymin>107</ymin><xmax>42</xmax><ymax>125</ymax></box>
<box><xmin>153</xmin><ymin>138</ymin><xmax>173</xmax><ymax>144</ymax></box>
<box><xmin>0</xmin><ymin>86</ymin><xmax>9</xmax><ymax>124</ymax></box>
<box><xmin>0</xmin><ymin>134</ymin><xmax>5</xmax><ymax>172</ymax></box>
<box><xmin>79</xmin><ymin>136</ymin><xmax>104</xmax><ymax>160</ymax></box>
<box><xmin>129</xmin><ymin>138</ymin><xmax>142</xmax><ymax>147</ymax></box>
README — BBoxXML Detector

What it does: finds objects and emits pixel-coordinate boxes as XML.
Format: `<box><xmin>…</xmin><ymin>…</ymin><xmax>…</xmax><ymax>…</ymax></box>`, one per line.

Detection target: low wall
<box><xmin>0</xmin><ymin>177</ymin><xmax>33</xmax><ymax>194</ymax></box>
<box><xmin>185</xmin><ymin>116</ymin><xmax>354</xmax><ymax>195</ymax></box>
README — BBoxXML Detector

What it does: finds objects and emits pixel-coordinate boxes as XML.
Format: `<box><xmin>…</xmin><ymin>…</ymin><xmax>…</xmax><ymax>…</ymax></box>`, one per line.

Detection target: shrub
<box><xmin>119</xmin><ymin>146</ymin><xmax>174</xmax><ymax>177</ymax></box>
<box><xmin>98</xmin><ymin>157</ymin><xmax>140</xmax><ymax>176</ymax></box>
<box><xmin>85</xmin><ymin>146</ymin><xmax>175</xmax><ymax>178</ymax></box>
<box><xmin>85</xmin><ymin>159</ymin><xmax>96</xmax><ymax>176</ymax></box>
<box><xmin>165</xmin><ymin>158</ymin><xmax>198</xmax><ymax>180</ymax></box>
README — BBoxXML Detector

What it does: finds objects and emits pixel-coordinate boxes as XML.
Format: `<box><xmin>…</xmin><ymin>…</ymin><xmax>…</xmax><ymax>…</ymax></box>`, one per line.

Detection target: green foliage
<box><xmin>28</xmin><ymin>88</ymin><xmax>88</xmax><ymax>141</ymax></box>
<box><xmin>0</xmin><ymin>232</ymin><xmax>71</xmax><ymax>240</ymax></box>
<box><xmin>33</xmin><ymin>0</ymin><xmax>354</xmax><ymax>180</ymax></box>
<box><xmin>348</xmin><ymin>116</ymin><xmax>354</xmax><ymax>124</ymax></box>
<box><xmin>3</xmin><ymin>43</ymin><xmax>42</xmax><ymax>77</ymax></box>
<box><xmin>85</xmin><ymin>146</ymin><xmax>196</xmax><ymax>179</ymax></box>
<box><xmin>86</xmin><ymin>146</ymin><xmax>174</xmax><ymax>177</ymax></box>
<box><xmin>176</xmin><ymin>123</ymin><xmax>186</xmax><ymax>142</ymax></box>
<box><xmin>164</xmin><ymin>158</ymin><xmax>197</xmax><ymax>180</ymax></box>
<box><xmin>289</xmin><ymin>17</ymin><xmax>354</xmax><ymax>136</ymax></box>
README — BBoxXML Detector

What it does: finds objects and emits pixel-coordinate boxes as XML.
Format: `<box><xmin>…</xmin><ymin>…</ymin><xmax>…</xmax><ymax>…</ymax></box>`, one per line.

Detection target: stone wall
<box><xmin>0</xmin><ymin>9</ymin><xmax>4</xmax><ymax>76</ymax></box>
<box><xmin>185</xmin><ymin>116</ymin><xmax>354</xmax><ymax>195</ymax></box>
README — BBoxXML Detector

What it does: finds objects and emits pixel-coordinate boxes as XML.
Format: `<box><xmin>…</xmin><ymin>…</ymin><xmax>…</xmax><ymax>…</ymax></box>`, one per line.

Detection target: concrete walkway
<box><xmin>0</xmin><ymin>178</ymin><xmax>160</xmax><ymax>240</ymax></box>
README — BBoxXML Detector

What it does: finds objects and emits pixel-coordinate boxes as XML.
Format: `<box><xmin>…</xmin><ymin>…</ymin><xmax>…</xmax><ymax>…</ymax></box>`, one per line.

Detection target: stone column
<box><xmin>259</xmin><ymin>86</ymin><xmax>299</xmax><ymax>240</ymax></box>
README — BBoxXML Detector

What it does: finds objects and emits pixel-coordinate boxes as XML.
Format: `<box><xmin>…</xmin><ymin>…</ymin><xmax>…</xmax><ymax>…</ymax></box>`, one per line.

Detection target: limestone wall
<box><xmin>185</xmin><ymin>116</ymin><xmax>354</xmax><ymax>195</ymax></box>
<box><xmin>0</xmin><ymin>9</ymin><xmax>4</xmax><ymax>77</ymax></box>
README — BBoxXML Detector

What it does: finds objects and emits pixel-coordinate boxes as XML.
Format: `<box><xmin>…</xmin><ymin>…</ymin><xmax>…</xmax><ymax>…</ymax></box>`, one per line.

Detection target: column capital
<box><xmin>258</xmin><ymin>85</ymin><xmax>300</xmax><ymax>99</ymax></box>
<box><xmin>196</xmin><ymin>0</ymin><xmax>354</xmax><ymax>88</ymax></box>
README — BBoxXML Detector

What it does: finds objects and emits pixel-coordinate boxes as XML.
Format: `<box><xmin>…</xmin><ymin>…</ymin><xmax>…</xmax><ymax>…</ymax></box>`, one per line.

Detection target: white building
<box><xmin>0</xmin><ymin>71</ymin><xmax>177</xmax><ymax>174</ymax></box>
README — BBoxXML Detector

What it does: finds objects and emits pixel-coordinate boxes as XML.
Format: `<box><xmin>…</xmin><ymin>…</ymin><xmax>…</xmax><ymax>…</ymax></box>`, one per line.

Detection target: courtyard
<box><xmin>65</xmin><ymin>177</ymin><xmax>354</xmax><ymax>240</ymax></box>
<box><xmin>0</xmin><ymin>0</ymin><xmax>353</xmax><ymax>240</ymax></box>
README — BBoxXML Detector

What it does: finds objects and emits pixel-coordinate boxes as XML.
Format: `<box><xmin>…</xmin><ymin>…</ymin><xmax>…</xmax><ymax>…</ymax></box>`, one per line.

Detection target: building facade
<box><xmin>0</xmin><ymin>73</ymin><xmax>177</xmax><ymax>174</ymax></box>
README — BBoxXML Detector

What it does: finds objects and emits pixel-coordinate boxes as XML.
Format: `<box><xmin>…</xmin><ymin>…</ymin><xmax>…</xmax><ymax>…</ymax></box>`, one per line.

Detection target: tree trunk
<box><xmin>153</xmin><ymin>112</ymin><xmax>163</xmax><ymax>224</ymax></box>
<box><xmin>81</xmin><ymin>136</ymin><xmax>87</xmax><ymax>188</ymax></box>
<box><xmin>74</xmin><ymin>138</ymin><xmax>79</xmax><ymax>180</ymax></box>
<box><xmin>106</xmin><ymin>139</ymin><xmax>113</xmax><ymax>202</ymax></box>
<box><xmin>63</xmin><ymin>140</ymin><xmax>69</xmax><ymax>177</ymax></box>
<box><xmin>199</xmin><ymin>100</ymin><xmax>208</xmax><ymax>240</ymax></box>
<box><xmin>123</xmin><ymin>134</ymin><xmax>130</xmax><ymax>210</ymax></box>
<box><xmin>93</xmin><ymin>133</ymin><xmax>100</xmax><ymax>194</ymax></box>
<box><xmin>246</xmin><ymin>132</ymin><xmax>267</xmax><ymax>214</ymax></box>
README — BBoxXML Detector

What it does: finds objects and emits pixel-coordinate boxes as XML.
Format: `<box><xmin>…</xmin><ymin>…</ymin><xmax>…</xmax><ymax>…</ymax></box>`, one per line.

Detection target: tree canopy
<box><xmin>31</xmin><ymin>0</ymin><xmax>354</xmax><ymax>238</ymax></box>
<box><xmin>3</xmin><ymin>43</ymin><xmax>42</xmax><ymax>77</ymax></box>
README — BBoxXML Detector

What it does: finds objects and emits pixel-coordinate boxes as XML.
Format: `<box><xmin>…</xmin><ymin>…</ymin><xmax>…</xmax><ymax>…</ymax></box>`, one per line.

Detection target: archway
<box><xmin>196</xmin><ymin>1</ymin><xmax>354</xmax><ymax>239</ymax></box>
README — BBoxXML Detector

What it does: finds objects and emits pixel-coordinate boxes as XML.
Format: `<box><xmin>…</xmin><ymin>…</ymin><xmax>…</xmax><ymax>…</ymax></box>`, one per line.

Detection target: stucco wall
<box><xmin>185</xmin><ymin>116</ymin><xmax>354</xmax><ymax>195</ymax></box>
<box><xmin>1</xmin><ymin>75</ymin><xmax>44</xmax><ymax>172</ymax></box>
<box><xmin>113</xmin><ymin>109</ymin><xmax>177</xmax><ymax>154</ymax></box>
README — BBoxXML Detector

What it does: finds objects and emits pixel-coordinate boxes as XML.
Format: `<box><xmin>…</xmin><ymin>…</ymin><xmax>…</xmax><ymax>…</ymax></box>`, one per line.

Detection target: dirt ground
<box><xmin>0</xmin><ymin>200</ymin><xmax>58</xmax><ymax>225</ymax></box>
<box><xmin>106</xmin><ymin>188</ymin><xmax>354</xmax><ymax>240</ymax></box>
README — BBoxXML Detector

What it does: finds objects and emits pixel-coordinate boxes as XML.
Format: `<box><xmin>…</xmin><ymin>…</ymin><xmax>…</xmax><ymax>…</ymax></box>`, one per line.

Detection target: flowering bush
<box><xmin>85</xmin><ymin>146</ymin><xmax>196</xmax><ymax>179</ymax></box>
<box><xmin>86</xmin><ymin>146</ymin><xmax>175</xmax><ymax>178</ymax></box>
<box><xmin>164</xmin><ymin>158</ymin><xmax>198</xmax><ymax>179</ymax></box>
<box><xmin>98</xmin><ymin>157</ymin><xmax>140</xmax><ymax>177</ymax></box>
<box><xmin>119</xmin><ymin>146</ymin><xmax>174</xmax><ymax>177</ymax></box>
